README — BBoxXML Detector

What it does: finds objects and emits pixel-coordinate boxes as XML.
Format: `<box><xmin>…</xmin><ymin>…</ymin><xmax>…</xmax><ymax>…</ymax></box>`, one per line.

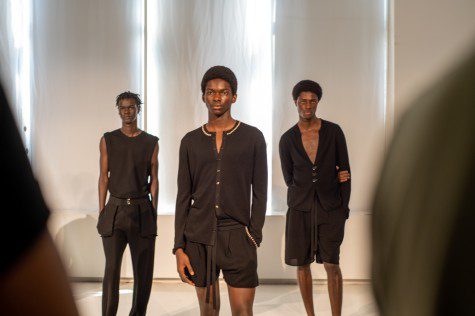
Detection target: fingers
<box><xmin>338</xmin><ymin>170</ymin><xmax>351</xmax><ymax>183</ymax></box>
<box><xmin>178</xmin><ymin>265</ymin><xmax>195</xmax><ymax>286</ymax></box>
<box><xmin>186</xmin><ymin>260</ymin><xmax>195</xmax><ymax>276</ymax></box>
<box><xmin>336</xmin><ymin>166</ymin><xmax>340</xmax><ymax>170</ymax></box>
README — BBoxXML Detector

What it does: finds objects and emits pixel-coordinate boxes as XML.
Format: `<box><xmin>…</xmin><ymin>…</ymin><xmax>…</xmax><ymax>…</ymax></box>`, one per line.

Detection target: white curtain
<box><xmin>271</xmin><ymin>0</ymin><xmax>387</xmax><ymax>213</ymax></box>
<box><xmin>31</xmin><ymin>0</ymin><xmax>144</xmax><ymax>212</ymax></box>
<box><xmin>12</xmin><ymin>0</ymin><xmax>386</xmax><ymax>215</ymax></box>
<box><xmin>146</xmin><ymin>0</ymin><xmax>273</xmax><ymax>213</ymax></box>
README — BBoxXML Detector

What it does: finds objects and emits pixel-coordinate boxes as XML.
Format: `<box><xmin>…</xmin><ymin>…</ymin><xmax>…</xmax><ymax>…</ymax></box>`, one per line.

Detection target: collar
<box><xmin>201</xmin><ymin>120</ymin><xmax>241</xmax><ymax>137</ymax></box>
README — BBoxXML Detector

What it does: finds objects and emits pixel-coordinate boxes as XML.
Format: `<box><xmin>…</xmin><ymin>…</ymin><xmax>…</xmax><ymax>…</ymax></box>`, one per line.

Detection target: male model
<box><xmin>174</xmin><ymin>66</ymin><xmax>267</xmax><ymax>316</ymax></box>
<box><xmin>97</xmin><ymin>91</ymin><xmax>159</xmax><ymax>316</ymax></box>
<box><xmin>279</xmin><ymin>80</ymin><xmax>350</xmax><ymax>316</ymax></box>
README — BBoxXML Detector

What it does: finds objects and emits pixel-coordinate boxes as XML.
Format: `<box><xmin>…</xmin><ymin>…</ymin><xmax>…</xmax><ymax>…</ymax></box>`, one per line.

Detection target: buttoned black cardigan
<box><xmin>279</xmin><ymin>120</ymin><xmax>351</xmax><ymax>216</ymax></box>
<box><xmin>173</xmin><ymin>122</ymin><xmax>268</xmax><ymax>253</ymax></box>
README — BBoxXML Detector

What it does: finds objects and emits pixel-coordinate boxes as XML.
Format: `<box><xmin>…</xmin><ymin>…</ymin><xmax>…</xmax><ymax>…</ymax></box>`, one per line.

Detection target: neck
<box><xmin>298</xmin><ymin>116</ymin><xmax>319</xmax><ymax>130</ymax></box>
<box><xmin>121</xmin><ymin>121</ymin><xmax>139</xmax><ymax>135</ymax></box>
<box><xmin>207</xmin><ymin>110</ymin><xmax>235</xmax><ymax>131</ymax></box>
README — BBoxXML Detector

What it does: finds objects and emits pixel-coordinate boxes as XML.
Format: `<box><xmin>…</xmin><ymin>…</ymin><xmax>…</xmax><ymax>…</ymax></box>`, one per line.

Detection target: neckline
<box><xmin>202</xmin><ymin>120</ymin><xmax>241</xmax><ymax>136</ymax></box>
<box><xmin>294</xmin><ymin>120</ymin><xmax>325</xmax><ymax>166</ymax></box>
<box><xmin>119</xmin><ymin>128</ymin><xmax>144</xmax><ymax>139</ymax></box>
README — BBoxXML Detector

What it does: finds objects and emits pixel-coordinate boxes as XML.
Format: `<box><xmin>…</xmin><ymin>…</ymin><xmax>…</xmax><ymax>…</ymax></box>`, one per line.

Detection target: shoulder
<box><xmin>280</xmin><ymin>124</ymin><xmax>297</xmax><ymax>143</ymax></box>
<box><xmin>180</xmin><ymin>126</ymin><xmax>204</xmax><ymax>145</ymax></box>
<box><xmin>141</xmin><ymin>131</ymin><xmax>159</xmax><ymax>143</ymax></box>
<box><xmin>238</xmin><ymin>122</ymin><xmax>263</xmax><ymax>138</ymax></box>
<box><xmin>103</xmin><ymin>129</ymin><xmax>120</xmax><ymax>139</ymax></box>
<box><xmin>322</xmin><ymin>119</ymin><xmax>345</xmax><ymax>135</ymax></box>
<box><xmin>237</xmin><ymin>122</ymin><xmax>267</xmax><ymax>145</ymax></box>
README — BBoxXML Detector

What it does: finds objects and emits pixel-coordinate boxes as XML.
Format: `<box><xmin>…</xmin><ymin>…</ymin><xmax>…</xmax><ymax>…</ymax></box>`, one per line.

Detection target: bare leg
<box><xmin>297</xmin><ymin>264</ymin><xmax>315</xmax><ymax>316</ymax></box>
<box><xmin>195</xmin><ymin>282</ymin><xmax>220</xmax><ymax>316</ymax></box>
<box><xmin>227</xmin><ymin>285</ymin><xmax>255</xmax><ymax>316</ymax></box>
<box><xmin>324</xmin><ymin>262</ymin><xmax>342</xmax><ymax>316</ymax></box>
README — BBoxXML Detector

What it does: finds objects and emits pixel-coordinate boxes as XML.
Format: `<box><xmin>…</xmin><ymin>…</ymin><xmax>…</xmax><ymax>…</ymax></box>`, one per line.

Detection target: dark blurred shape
<box><xmin>372</xmin><ymin>48</ymin><xmax>475</xmax><ymax>315</ymax></box>
<box><xmin>0</xmin><ymin>83</ymin><xmax>78</xmax><ymax>315</ymax></box>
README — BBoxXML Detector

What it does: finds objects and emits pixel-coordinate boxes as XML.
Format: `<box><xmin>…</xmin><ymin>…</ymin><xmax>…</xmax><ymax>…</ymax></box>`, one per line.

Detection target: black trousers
<box><xmin>98</xmin><ymin>196</ymin><xmax>157</xmax><ymax>316</ymax></box>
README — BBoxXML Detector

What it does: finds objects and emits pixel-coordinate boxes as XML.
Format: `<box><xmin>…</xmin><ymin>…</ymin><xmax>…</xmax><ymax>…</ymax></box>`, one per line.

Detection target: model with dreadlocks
<box><xmin>173</xmin><ymin>66</ymin><xmax>267</xmax><ymax>316</ymax></box>
<box><xmin>97</xmin><ymin>91</ymin><xmax>159</xmax><ymax>316</ymax></box>
<box><xmin>279</xmin><ymin>80</ymin><xmax>351</xmax><ymax>316</ymax></box>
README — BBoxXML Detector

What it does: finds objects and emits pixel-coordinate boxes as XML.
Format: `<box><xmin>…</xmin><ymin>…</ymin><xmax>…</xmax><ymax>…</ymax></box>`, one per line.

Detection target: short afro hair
<box><xmin>201</xmin><ymin>66</ymin><xmax>238</xmax><ymax>95</ymax></box>
<box><xmin>115</xmin><ymin>91</ymin><xmax>143</xmax><ymax>113</ymax></box>
<box><xmin>292</xmin><ymin>80</ymin><xmax>322</xmax><ymax>101</ymax></box>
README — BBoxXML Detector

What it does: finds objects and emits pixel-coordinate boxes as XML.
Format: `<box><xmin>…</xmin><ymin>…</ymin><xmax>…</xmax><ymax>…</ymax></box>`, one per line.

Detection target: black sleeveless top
<box><xmin>104</xmin><ymin>129</ymin><xmax>158</xmax><ymax>199</ymax></box>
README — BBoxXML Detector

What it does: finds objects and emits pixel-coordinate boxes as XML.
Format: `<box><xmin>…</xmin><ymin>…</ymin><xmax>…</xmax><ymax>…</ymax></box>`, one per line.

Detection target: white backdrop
<box><xmin>31</xmin><ymin>0</ymin><xmax>144</xmax><ymax>211</ymax></box>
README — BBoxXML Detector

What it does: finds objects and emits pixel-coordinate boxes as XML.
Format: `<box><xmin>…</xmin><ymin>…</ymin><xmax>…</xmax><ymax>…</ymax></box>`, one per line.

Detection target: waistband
<box><xmin>108</xmin><ymin>195</ymin><xmax>150</xmax><ymax>206</ymax></box>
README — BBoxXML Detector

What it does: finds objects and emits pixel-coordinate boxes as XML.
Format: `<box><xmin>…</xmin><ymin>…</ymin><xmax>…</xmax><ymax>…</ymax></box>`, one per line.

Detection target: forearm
<box><xmin>150</xmin><ymin>179</ymin><xmax>158</xmax><ymax>210</ymax></box>
<box><xmin>98</xmin><ymin>176</ymin><xmax>108</xmax><ymax>211</ymax></box>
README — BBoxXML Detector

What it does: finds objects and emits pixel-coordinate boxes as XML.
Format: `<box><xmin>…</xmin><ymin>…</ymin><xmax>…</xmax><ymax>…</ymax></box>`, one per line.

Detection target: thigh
<box><xmin>219</xmin><ymin>228</ymin><xmax>258</xmax><ymax>288</ymax></box>
<box><xmin>102</xmin><ymin>229</ymin><xmax>127</xmax><ymax>264</ymax></box>
<box><xmin>227</xmin><ymin>285</ymin><xmax>255</xmax><ymax>312</ymax></box>
<box><xmin>317</xmin><ymin>216</ymin><xmax>346</xmax><ymax>264</ymax></box>
<box><xmin>285</xmin><ymin>208</ymin><xmax>313</xmax><ymax>266</ymax></box>
<box><xmin>184</xmin><ymin>241</ymin><xmax>217</xmax><ymax>288</ymax></box>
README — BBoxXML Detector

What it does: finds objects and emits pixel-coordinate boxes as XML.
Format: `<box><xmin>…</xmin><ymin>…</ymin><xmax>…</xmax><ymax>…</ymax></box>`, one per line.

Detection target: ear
<box><xmin>232</xmin><ymin>94</ymin><xmax>237</xmax><ymax>103</ymax></box>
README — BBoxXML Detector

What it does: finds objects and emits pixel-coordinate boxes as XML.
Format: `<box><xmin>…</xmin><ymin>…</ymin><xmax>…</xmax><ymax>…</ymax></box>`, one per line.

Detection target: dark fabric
<box><xmin>285</xmin><ymin>197</ymin><xmax>346</xmax><ymax>266</ymax></box>
<box><xmin>97</xmin><ymin>197</ymin><xmax>157</xmax><ymax>237</ymax></box>
<box><xmin>0</xmin><ymin>84</ymin><xmax>50</xmax><ymax>276</ymax></box>
<box><xmin>104</xmin><ymin>129</ymin><xmax>158</xmax><ymax>199</ymax></box>
<box><xmin>185</xmin><ymin>224</ymin><xmax>258</xmax><ymax>289</ymax></box>
<box><xmin>101</xmin><ymin>202</ymin><xmax>156</xmax><ymax>316</ymax></box>
<box><xmin>279</xmin><ymin>120</ymin><xmax>351</xmax><ymax>217</ymax></box>
<box><xmin>174</xmin><ymin>122</ymin><xmax>267</xmax><ymax>252</ymax></box>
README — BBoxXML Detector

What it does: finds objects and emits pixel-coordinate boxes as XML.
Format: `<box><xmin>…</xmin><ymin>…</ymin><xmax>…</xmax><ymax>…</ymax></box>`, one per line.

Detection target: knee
<box><xmin>297</xmin><ymin>264</ymin><xmax>311</xmax><ymax>272</ymax></box>
<box><xmin>323</xmin><ymin>262</ymin><xmax>341</xmax><ymax>276</ymax></box>
<box><xmin>232</xmin><ymin>304</ymin><xmax>252</xmax><ymax>316</ymax></box>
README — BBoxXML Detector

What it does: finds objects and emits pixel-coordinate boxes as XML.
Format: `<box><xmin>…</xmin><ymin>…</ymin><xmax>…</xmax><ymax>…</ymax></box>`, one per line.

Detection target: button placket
<box><xmin>214</xmin><ymin>134</ymin><xmax>225</xmax><ymax>216</ymax></box>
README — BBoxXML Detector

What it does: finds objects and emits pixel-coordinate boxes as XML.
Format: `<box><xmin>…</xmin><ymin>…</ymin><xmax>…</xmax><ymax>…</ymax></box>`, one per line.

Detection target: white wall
<box><xmin>393</xmin><ymin>0</ymin><xmax>475</xmax><ymax>119</ymax></box>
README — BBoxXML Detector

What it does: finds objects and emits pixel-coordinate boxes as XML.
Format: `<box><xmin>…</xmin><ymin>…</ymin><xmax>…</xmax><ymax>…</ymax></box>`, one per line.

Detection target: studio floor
<box><xmin>73</xmin><ymin>280</ymin><xmax>378</xmax><ymax>315</ymax></box>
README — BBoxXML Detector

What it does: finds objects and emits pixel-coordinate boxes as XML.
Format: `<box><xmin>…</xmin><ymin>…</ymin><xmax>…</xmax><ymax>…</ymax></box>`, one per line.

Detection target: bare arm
<box><xmin>150</xmin><ymin>142</ymin><xmax>159</xmax><ymax>210</ymax></box>
<box><xmin>0</xmin><ymin>231</ymin><xmax>79</xmax><ymax>315</ymax></box>
<box><xmin>98</xmin><ymin>136</ymin><xmax>109</xmax><ymax>212</ymax></box>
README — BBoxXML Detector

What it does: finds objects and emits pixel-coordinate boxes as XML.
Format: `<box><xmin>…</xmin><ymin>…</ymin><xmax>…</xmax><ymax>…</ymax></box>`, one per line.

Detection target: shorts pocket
<box><xmin>244</xmin><ymin>227</ymin><xmax>258</xmax><ymax>249</ymax></box>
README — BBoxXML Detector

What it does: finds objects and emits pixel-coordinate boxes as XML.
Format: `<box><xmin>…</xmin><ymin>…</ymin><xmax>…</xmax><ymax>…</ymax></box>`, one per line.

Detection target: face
<box><xmin>295</xmin><ymin>91</ymin><xmax>319</xmax><ymax>120</ymax></box>
<box><xmin>118</xmin><ymin>98</ymin><xmax>139</xmax><ymax>124</ymax></box>
<box><xmin>202</xmin><ymin>78</ymin><xmax>237</xmax><ymax>117</ymax></box>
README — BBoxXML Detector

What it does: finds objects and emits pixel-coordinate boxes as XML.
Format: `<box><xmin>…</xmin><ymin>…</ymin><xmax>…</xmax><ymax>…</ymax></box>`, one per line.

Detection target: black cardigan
<box><xmin>279</xmin><ymin>120</ymin><xmax>351</xmax><ymax>216</ymax></box>
<box><xmin>174</xmin><ymin>122</ymin><xmax>267</xmax><ymax>253</ymax></box>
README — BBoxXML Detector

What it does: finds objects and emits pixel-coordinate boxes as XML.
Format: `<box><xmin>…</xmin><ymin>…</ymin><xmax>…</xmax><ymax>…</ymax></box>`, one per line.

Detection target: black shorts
<box><xmin>285</xmin><ymin>199</ymin><xmax>347</xmax><ymax>266</ymax></box>
<box><xmin>184</xmin><ymin>224</ymin><xmax>259</xmax><ymax>288</ymax></box>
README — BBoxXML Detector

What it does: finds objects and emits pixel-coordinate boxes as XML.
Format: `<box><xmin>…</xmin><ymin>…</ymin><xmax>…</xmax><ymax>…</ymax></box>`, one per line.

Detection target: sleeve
<box><xmin>173</xmin><ymin>137</ymin><xmax>192</xmax><ymax>253</ymax></box>
<box><xmin>0</xmin><ymin>86</ymin><xmax>50</xmax><ymax>275</ymax></box>
<box><xmin>279</xmin><ymin>134</ymin><xmax>294</xmax><ymax>187</ymax></box>
<box><xmin>249</xmin><ymin>131</ymin><xmax>268</xmax><ymax>246</ymax></box>
<box><xmin>335</xmin><ymin>125</ymin><xmax>351</xmax><ymax>216</ymax></box>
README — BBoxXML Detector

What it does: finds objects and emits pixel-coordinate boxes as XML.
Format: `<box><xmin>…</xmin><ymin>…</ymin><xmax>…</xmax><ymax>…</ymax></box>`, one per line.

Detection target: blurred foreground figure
<box><xmin>372</xmin><ymin>49</ymin><xmax>475</xmax><ymax>316</ymax></box>
<box><xmin>0</xmin><ymin>83</ymin><xmax>79</xmax><ymax>315</ymax></box>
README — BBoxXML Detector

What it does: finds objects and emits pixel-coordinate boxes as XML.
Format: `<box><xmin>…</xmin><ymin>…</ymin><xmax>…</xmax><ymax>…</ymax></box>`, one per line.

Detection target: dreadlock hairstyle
<box><xmin>292</xmin><ymin>80</ymin><xmax>323</xmax><ymax>101</ymax></box>
<box><xmin>201</xmin><ymin>66</ymin><xmax>238</xmax><ymax>95</ymax></box>
<box><xmin>115</xmin><ymin>91</ymin><xmax>143</xmax><ymax>113</ymax></box>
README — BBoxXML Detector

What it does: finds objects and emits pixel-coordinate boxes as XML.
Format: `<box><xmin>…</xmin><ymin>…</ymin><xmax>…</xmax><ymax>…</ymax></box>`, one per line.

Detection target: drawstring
<box><xmin>311</xmin><ymin>193</ymin><xmax>318</xmax><ymax>256</ymax></box>
<box><xmin>205</xmin><ymin>244</ymin><xmax>218</xmax><ymax>310</ymax></box>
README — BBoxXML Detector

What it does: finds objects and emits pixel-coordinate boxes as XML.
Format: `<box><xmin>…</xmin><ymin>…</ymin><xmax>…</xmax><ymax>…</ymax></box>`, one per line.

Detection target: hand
<box><xmin>336</xmin><ymin>166</ymin><xmax>350</xmax><ymax>183</ymax></box>
<box><xmin>175</xmin><ymin>248</ymin><xmax>195</xmax><ymax>286</ymax></box>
